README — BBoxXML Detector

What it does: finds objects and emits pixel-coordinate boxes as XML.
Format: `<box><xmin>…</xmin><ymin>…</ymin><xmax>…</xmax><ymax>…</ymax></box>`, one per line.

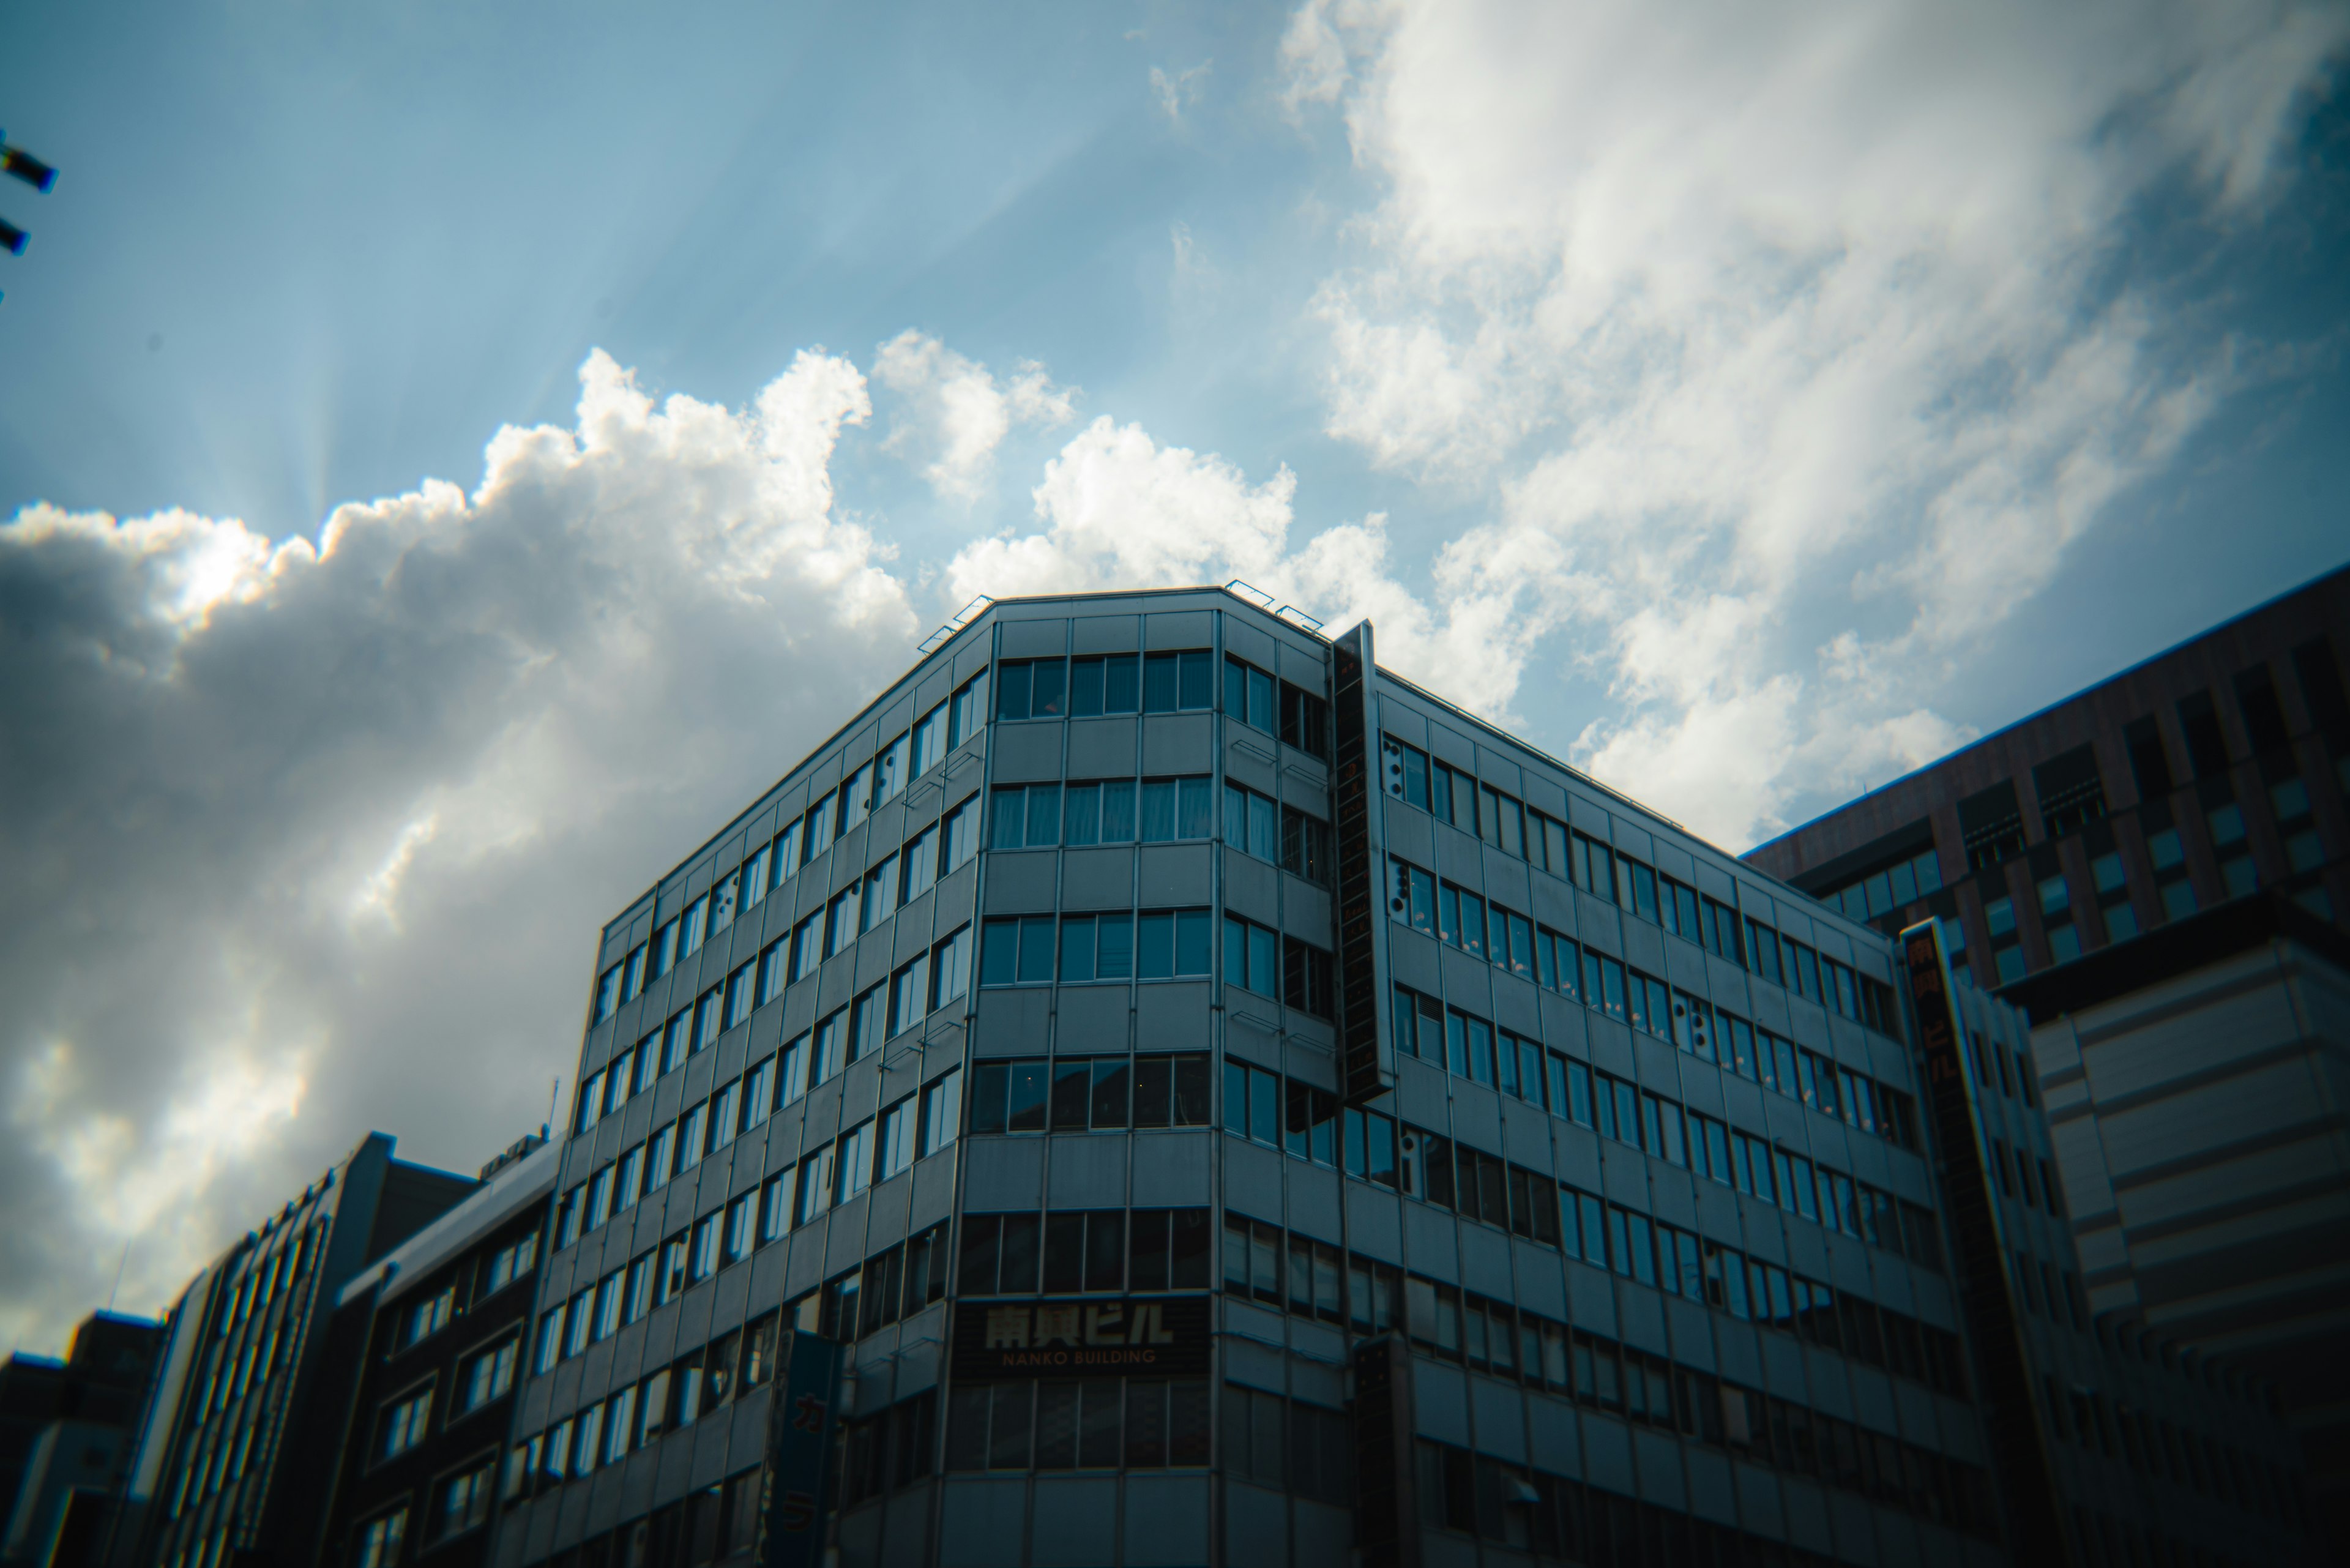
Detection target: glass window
<box><xmin>1983</xmin><ymin>897</ymin><xmax>2016</xmax><ymax>938</ymax></box>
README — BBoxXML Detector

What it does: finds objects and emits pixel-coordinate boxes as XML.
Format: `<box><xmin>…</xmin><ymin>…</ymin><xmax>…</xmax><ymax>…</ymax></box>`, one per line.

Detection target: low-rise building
<box><xmin>316</xmin><ymin>1133</ymin><xmax>559</xmax><ymax>1568</ymax></box>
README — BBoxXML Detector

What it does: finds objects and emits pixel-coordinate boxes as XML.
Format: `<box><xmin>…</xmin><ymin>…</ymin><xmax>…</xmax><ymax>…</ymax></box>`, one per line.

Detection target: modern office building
<box><xmin>316</xmin><ymin>1133</ymin><xmax>560</xmax><ymax>1568</ymax></box>
<box><xmin>499</xmin><ymin>588</ymin><xmax>2315</xmax><ymax>1568</ymax></box>
<box><xmin>0</xmin><ymin>1313</ymin><xmax>162</xmax><ymax>1567</ymax></box>
<box><xmin>2002</xmin><ymin>894</ymin><xmax>2350</xmax><ymax>1544</ymax></box>
<box><xmin>1896</xmin><ymin>922</ymin><xmax>2313</xmax><ymax>1568</ymax></box>
<box><xmin>1742</xmin><ymin>566</ymin><xmax>2350</xmax><ymax>1547</ymax></box>
<box><xmin>1742</xmin><ymin>563</ymin><xmax>2348</xmax><ymax>984</ymax></box>
<box><xmin>115</xmin><ymin>1133</ymin><xmax>477</xmax><ymax>1568</ymax></box>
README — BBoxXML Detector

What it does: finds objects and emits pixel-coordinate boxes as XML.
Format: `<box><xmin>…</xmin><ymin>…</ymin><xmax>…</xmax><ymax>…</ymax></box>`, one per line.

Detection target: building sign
<box><xmin>1351</xmin><ymin>1334</ymin><xmax>1421</xmax><ymax>1568</ymax></box>
<box><xmin>950</xmin><ymin>1296</ymin><xmax>1210</xmax><ymax>1379</ymax></box>
<box><xmin>758</xmin><ymin>1331</ymin><xmax>842</xmax><ymax>1568</ymax></box>
<box><xmin>1331</xmin><ymin>620</ymin><xmax>1395</xmax><ymax>1105</ymax></box>
<box><xmin>1898</xmin><ymin>922</ymin><xmax>2068</xmax><ymax>1562</ymax></box>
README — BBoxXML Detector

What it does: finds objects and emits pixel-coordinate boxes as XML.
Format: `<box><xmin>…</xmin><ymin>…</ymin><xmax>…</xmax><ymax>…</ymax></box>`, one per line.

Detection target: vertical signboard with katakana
<box><xmin>758</xmin><ymin>1331</ymin><xmax>843</xmax><ymax>1568</ymax></box>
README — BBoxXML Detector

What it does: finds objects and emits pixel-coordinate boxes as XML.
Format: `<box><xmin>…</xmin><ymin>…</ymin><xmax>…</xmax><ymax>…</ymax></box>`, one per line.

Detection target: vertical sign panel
<box><xmin>1351</xmin><ymin>1334</ymin><xmax>1420</xmax><ymax>1568</ymax></box>
<box><xmin>758</xmin><ymin>1331</ymin><xmax>843</xmax><ymax>1568</ymax></box>
<box><xmin>1900</xmin><ymin>923</ymin><xmax>2071</xmax><ymax>1567</ymax></box>
<box><xmin>1332</xmin><ymin>621</ymin><xmax>1394</xmax><ymax>1105</ymax></box>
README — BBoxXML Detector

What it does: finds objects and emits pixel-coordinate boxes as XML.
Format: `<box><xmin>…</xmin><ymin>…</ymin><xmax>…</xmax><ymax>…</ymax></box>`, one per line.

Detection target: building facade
<box><xmin>2000</xmin><ymin>895</ymin><xmax>2350</xmax><ymax>1544</ymax></box>
<box><xmin>498</xmin><ymin>589</ymin><xmax>2313</xmax><ymax>1568</ymax></box>
<box><xmin>116</xmin><ymin>1133</ymin><xmax>477</xmax><ymax>1568</ymax></box>
<box><xmin>1743</xmin><ymin>564</ymin><xmax>2349</xmax><ymax>986</ymax></box>
<box><xmin>317</xmin><ymin>1135</ymin><xmax>559</xmax><ymax>1568</ymax></box>
<box><xmin>1740</xmin><ymin>566</ymin><xmax>2350</xmax><ymax>1552</ymax></box>
<box><xmin>1896</xmin><ymin>923</ymin><xmax>2312</xmax><ymax>1567</ymax></box>
<box><xmin>0</xmin><ymin>1313</ymin><xmax>162</xmax><ymax>1568</ymax></box>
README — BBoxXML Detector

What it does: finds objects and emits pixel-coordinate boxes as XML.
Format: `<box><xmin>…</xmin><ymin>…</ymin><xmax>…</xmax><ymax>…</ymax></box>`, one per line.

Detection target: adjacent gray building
<box><xmin>115</xmin><ymin>1133</ymin><xmax>477</xmax><ymax>1568</ymax></box>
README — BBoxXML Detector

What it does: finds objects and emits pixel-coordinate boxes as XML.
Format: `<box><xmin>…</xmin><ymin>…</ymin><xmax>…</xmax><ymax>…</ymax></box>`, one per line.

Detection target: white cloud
<box><xmin>0</xmin><ymin>348</ymin><xmax>913</xmax><ymax>1349</ymax></box>
<box><xmin>946</xmin><ymin>420</ymin><xmax>1536</xmax><ymax>719</ymax></box>
<box><xmin>873</xmin><ymin>330</ymin><xmax>1078</xmax><ymax>503</ymax></box>
<box><xmin>1149</xmin><ymin>60</ymin><xmax>1213</xmax><ymax>124</ymax></box>
<box><xmin>1282</xmin><ymin>0</ymin><xmax>2347</xmax><ymax>843</ymax></box>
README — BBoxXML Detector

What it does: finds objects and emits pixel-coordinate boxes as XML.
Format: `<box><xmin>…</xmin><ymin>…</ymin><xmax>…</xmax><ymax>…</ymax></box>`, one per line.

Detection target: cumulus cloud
<box><xmin>946</xmin><ymin>419</ymin><xmax>1535</xmax><ymax>717</ymax></box>
<box><xmin>873</xmin><ymin>330</ymin><xmax>1078</xmax><ymax>503</ymax></box>
<box><xmin>0</xmin><ymin>349</ymin><xmax>915</xmax><ymax>1349</ymax></box>
<box><xmin>1283</xmin><ymin>0</ymin><xmax>2348</xmax><ymax>843</ymax></box>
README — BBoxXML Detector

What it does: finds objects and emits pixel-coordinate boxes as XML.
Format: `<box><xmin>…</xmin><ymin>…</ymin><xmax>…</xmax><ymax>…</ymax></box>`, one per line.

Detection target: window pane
<box><xmin>996</xmin><ymin>663</ymin><xmax>1031</xmax><ymax>720</ymax></box>
<box><xmin>1060</xmin><ymin>917</ymin><xmax>1096</xmax><ymax>982</ymax></box>
<box><xmin>1070</xmin><ymin>659</ymin><xmax>1104</xmax><ymax>718</ymax></box>
<box><xmin>1018</xmin><ymin>917</ymin><xmax>1056</xmax><ymax>983</ymax></box>
<box><xmin>1103</xmin><ymin>655</ymin><xmax>1140</xmax><ymax>713</ymax></box>
<box><xmin>1026</xmin><ymin>785</ymin><xmax>1061</xmax><ymax>847</ymax></box>
<box><xmin>990</xmin><ymin>790</ymin><xmax>1026</xmax><ymax>850</ymax></box>
<box><xmin>1091</xmin><ymin>1060</ymin><xmax>1130</xmax><ymax>1129</ymax></box>
<box><xmin>1100</xmin><ymin>781</ymin><xmax>1136</xmax><ymax>842</ymax></box>
<box><xmin>1182</xmin><ymin>651</ymin><xmax>1214</xmax><ymax>711</ymax></box>
<box><xmin>1065</xmin><ymin>785</ymin><xmax>1102</xmax><ymax>846</ymax></box>
<box><xmin>1095</xmin><ymin>914</ymin><xmax>1133</xmax><ymax>979</ymax></box>
<box><xmin>1143</xmin><ymin>654</ymin><xmax>1178</xmax><ymax>712</ymax></box>
<box><xmin>1175</xmin><ymin>909</ymin><xmax>1211</xmax><ymax>974</ymax></box>
<box><xmin>1141</xmin><ymin>780</ymin><xmax>1176</xmax><ymax>842</ymax></box>
<box><xmin>1031</xmin><ymin>660</ymin><xmax>1067</xmax><ymax>718</ymax></box>
<box><xmin>1137</xmin><ymin>913</ymin><xmax>1174</xmax><ymax>978</ymax></box>
<box><xmin>1008</xmin><ymin>1064</ymin><xmax>1048</xmax><ymax>1132</ymax></box>
<box><xmin>1179</xmin><ymin>778</ymin><xmax>1214</xmax><ymax>839</ymax></box>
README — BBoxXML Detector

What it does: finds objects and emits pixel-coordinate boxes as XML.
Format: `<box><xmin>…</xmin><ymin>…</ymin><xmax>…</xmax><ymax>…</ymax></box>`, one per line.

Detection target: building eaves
<box><xmin>1997</xmin><ymin>889</ymin><xmax>2350</xmax><ymax>1026</ymax></box>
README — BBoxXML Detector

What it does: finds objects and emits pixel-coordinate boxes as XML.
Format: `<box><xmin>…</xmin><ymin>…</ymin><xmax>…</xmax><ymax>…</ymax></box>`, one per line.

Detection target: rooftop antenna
<box><xmin>548</xmin><ymin>1077</ymin><xmax>560</xmax><ymax>1134</ymax></box>
<box><xmin>107</xmin><ymin>1236</ymin><xmax>131</xmax><ymax>1313</ymax></box>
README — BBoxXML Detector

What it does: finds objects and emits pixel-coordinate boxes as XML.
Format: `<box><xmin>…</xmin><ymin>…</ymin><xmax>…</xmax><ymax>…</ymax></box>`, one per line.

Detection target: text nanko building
<box><xmin>492</xmin><ymin>588</ymin><xmax>2314</xmax><ymax>1568</ymax></box>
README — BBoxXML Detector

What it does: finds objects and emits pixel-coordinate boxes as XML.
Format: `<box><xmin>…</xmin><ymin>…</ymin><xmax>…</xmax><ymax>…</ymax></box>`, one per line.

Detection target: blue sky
<box><xmin>0</xmin><ymin>0</ymin><xmax>2344</xmax><ymax>1348</ymax></box>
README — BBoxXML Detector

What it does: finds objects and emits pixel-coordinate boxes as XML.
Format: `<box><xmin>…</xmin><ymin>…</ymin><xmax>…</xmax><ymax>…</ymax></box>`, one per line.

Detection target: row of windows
<box><xmin>575</xmin><ymin>920</ymin><xmax>972</xmax><ymax>1149</ymax></box>
<box><xmin>1377</xmin><ymin>990</ymin><xmax>1937</xmax><ymax>1259</ymax></box>
<box><xmin>395</xmin><ymin>1228</ymin><xmax>536</xmax><ymax>1358</ymax></box>
<box><xmin>548</xmin><ymin>1073</ymin><xmax>962</xmax><ymax>1357</ymax></box>
<box><xmin>517</xmin><ymin>1241</ymin><xmax>952</xmax><ymax>1507</ymax></box>
<box><xmin>369</xmin><ymin>1327</ymin><xmax>520</xmax><ymax>1477</ymax></box>
<box><xmin>947</xmin><ymin>1378</ymin><xmax>1210</xmax><ymax>1473</ymax></box>
<box><xmin>591</xmin><ymin>671</ymin><xmax>989</xmax><ymax>1022</ymax></box>
<box><xmin>1225</xmin><ymin>780</ymin><xmax>1335</xmax><ymax>884</ymax></box>
<box><xmin>989</xmin><ymin>776</ymin><xmax>1212</xmax><ymax>849</ymax></box>
<box><xmin>1212</xmin><ymin>1214</ymin><xmax>1991</xmax><ymax>1540</ymax></box>
<box><xmin>979</xmin><ymin>908</ymin><xmax>1212</xmax><ymax>985</ymax></box>
<box><xmin>1380</xmin><ymin>739</ymin><xmax>1901</xmax><ymax>1036</ymax></box>
<box><xmin>840</xmin><ymin>1391</ymin><xmax>940</xmax><ymax>1508</ymax></box>
<box><xmin>1225</xmin><ymin>914</ymin><xmax>1335</xmax><ymax>1017</ymax></box>
<box><xmin>1221</xmin><ymin>1383</ymin><xmax>1351</xmax><ymax>1504</ymax></box>
<box><xmin>510</xmin><ymin>1468</ymin><xmax>768</xmax><ymax>1568</ymax></box>
<box><xmin>1993</xmin><ymin>1133</ymin><xmax>2065</xmax><ymax>1222</ymax></box>
<box><xmin>1819</xmin><ymin>843</ymin><xmax>1946</xmax><ymax>924</ymax></box>
<box><xmin>1223</xmin><ymin>1180</ymin><xmax>1963</xmax><ymax>1403</ymax></box>
<box><xmin>1221</xmin><ymin>1048</ymin><xmax>1942</xmax><ymax>1287</ymax></box>
<box><xmin>2046</xmin><ymin>1376</ymin><xmax>2302</xmax><ymax>1530</ymax></box>
<box><xmin>965</xmin><ymin>1053</ymin><xmax>1213</xmax><ymax>1134</ymax></box>
<box><xmin>1386</xmin><ymin>878</ymin><xmax>1924</xmax><ymax>1151</ymax></box>
<box><xmin>352</xmin><ymin>1444</ymin><xmax>499</xmax><ymax>1568</ymax></box>
<box><xmin>1418</xmin><ymin>1432</ymin><xmax>1996</xmax><ymax>1556</ymax></box>
<box><xmin>1225</xmin><ymin>652</ymin><xmax>1330</xmax><ymax>758</ymax></box>
<box><xmin>956</xmin><ymin>1208</ymin><xmax>1214</xmax><ymax>1296</ymax></box>
<box><xmin>996</xmin><ymin>650</ymin><xmax>1211</xmax><ymax>720</ymax></box>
